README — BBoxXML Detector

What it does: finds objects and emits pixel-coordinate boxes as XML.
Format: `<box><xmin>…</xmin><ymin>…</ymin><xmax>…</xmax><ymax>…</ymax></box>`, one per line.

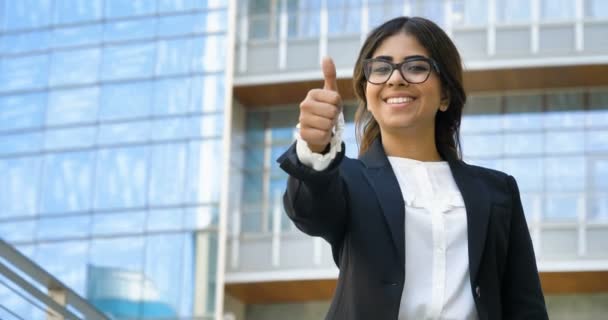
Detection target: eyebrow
<box><xmin>373</xmin><ymin>54</ymin><xmax>428</xmax><ymax>61</ymax></box>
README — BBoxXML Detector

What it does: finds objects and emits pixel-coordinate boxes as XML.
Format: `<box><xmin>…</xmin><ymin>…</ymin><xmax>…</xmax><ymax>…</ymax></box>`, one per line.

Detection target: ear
<box><xmin>440</xmin><ymin>89</ymin><xmax>450</xmax><ymax>111</ymax></box>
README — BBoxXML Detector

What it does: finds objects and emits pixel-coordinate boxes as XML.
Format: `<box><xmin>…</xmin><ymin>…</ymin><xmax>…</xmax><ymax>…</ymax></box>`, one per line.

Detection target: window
<box><xmin>101</xmin><ymin>43</ymin><xmax>156</xmax><ymax>81</ymax></box>
<box><xmin>100</xmin><ymin>81</ymin><xmax>153</xmax><ymax>121</ymax></box>
<box><xmin>585</xmin><ymin>0</ymin><xmax>608</xmax><ymax>18</ymax></box>
<box><xmin>104</xmin><ymin>0</ymin><xmax>156</xmax><ymax>19</ymax></box>
<box><xmin>49</xmin><ymin>48</ymin><xmax>101</xmax><ymax>86</ymax></box>
<box><xmin>496</xmin><ymin>0</ymin><xmax>530</xmax><ymax>23</ymax></box>
<box><xmin>47</xmin><ymin>87</ymin><xmax>99</xmax><ymax>126</ymax></box>
<box><xmin>451</xmin><ymin>0</ymin><xmax>488</xmax><ymax>26</ymax></box>
<box><xmin>541</xmin><ymin>0</ymin><xmax>575</xmax><ymax>21</ymax></box>
<box><xmin>0</xmin><ymin>54</ymin><xmax>49</xmax><ymax>92</ymax></box>
<box><xmin>53</xmin><ymin>0</ymin><xmax>102</xmax><ymax>24</ymax></box>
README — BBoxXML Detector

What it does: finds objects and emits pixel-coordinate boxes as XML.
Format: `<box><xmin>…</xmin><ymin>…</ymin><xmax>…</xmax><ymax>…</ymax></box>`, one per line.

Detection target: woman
<box><xmin>277</xmin><ymin>17</ymin><xmax>548</xmax><ymax>320</ymax></box>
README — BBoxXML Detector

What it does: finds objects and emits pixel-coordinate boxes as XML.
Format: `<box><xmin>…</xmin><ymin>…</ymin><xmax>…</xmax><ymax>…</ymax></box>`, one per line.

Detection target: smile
<box><xmin>385</xmin><ymin>96</ymin><xmax>414</xmax><ymax>104</ymax></box>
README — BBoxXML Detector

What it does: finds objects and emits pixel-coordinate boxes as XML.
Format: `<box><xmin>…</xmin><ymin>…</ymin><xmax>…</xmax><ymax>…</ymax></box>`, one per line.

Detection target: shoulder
<box><xmin>461</xmin><ymin>161</ymin><xmax>513</xmax><ymax>192</ymax></box>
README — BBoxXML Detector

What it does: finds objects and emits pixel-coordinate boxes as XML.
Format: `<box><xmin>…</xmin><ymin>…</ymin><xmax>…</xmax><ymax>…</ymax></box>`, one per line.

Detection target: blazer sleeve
<box><xmin>276</xmin><ymin>141</ymin><xmax>349</xmax><ymax>249</ymax></box>
<box><xmin>502</xmin><ymin>175</ymin><xmax>549</xmax><ymax>319</ymax></box>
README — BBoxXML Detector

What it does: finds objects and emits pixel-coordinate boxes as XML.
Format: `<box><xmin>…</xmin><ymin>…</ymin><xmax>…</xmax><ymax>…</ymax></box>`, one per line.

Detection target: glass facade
<box><xmin>243</xmin><ymin>89</ymin><xmax>608</xmax><ymax>260</ymax></box>
<box><xmin>0</xmin><ymin>0</ymin><xmax>232</xmax><ymax>319</ymax></box>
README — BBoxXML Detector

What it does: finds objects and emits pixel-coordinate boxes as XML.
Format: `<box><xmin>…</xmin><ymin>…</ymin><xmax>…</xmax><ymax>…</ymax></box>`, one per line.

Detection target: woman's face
<box><xmin>365</xmin><ymin>32</ymin><xmax>447</xmax><ymax>135</ymax></box>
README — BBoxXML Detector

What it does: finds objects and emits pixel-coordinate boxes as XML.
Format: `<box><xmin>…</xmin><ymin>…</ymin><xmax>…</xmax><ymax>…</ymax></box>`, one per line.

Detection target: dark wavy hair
<box><xmin>353</xmin><ymin>16</ymin><xmax>466</xmax><ymax>160</ymax></box>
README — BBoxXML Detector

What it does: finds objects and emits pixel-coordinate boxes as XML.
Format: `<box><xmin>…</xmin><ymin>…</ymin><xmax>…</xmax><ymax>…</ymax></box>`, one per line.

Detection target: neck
<box><xmin>380</xmin><ymin>126</ymin><xmax>443</xmax><ymax>162</ymax></box>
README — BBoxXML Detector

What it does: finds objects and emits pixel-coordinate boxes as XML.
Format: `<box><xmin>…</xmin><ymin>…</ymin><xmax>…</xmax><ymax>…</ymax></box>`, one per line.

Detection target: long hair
<box><xmin>353</xmin><ymin>17</ymin><xmax>466</xmax><ymax>160</ymax></box>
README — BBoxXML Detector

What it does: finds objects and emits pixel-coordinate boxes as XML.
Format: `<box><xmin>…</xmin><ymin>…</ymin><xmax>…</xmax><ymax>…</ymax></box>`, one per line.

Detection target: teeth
<box><xmin>386</xmin><ymin>97</ymin><xmax>413</xmax><ymax>104</ymax></box>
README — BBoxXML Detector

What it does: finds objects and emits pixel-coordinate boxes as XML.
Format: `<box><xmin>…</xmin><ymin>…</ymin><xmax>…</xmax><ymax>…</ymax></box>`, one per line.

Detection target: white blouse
<box><xmin>295</xmin><ymin>114</ymin><xmax>478</xmax><ymax>319</ymax></box>
<box><xmin>388</xmin><ymin>156</ymin><xmax>478</xmax><ymax>320</ymax></box>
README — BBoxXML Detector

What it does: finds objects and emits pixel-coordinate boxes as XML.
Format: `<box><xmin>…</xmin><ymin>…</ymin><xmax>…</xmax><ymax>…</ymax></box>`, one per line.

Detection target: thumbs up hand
<box><xmin>299</xmin><ymin>57</ymin><xmax>343</xmax><ymax>154</ymax></box>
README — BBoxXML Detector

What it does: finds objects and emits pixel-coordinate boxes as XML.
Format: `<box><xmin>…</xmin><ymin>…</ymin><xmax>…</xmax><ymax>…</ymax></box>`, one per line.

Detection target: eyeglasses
<box><xmin>362</xmin><ymin>56</ymin><xmax>440</xmax><ymax>85</ymax></box>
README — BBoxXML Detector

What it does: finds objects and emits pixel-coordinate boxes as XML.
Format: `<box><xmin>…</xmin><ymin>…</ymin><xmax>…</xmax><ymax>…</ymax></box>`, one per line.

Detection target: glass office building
<box><xmin>1</xmin><ymin>0</ymin><xmax>607</xmax><ymax>319</ymax></box>
<box><xmin>0</xmin><ymin>0</ymin><xmax>234</xmax><ymax>319</ymax></box>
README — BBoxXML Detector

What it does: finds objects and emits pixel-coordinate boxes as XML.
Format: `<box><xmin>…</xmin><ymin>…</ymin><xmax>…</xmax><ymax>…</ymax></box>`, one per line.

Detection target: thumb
<box><xmin>322</xmin><ymin>56</ymin><xmax>338</xmax><ymax>92</ymax></box>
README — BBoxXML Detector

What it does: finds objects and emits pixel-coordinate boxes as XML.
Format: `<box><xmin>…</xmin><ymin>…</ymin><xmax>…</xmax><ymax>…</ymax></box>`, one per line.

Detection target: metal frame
<box><xmin>0</xmin><ymin>239</ymin><xmax>108</xmax><ymax>320</ymax></box>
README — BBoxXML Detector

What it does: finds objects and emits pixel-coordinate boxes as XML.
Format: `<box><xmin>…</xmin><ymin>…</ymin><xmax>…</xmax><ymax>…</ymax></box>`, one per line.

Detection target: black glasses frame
<box><xmin>362</xmin><ymin>56</ymin><xmax>440</xmax><ymax>85</ymax></box>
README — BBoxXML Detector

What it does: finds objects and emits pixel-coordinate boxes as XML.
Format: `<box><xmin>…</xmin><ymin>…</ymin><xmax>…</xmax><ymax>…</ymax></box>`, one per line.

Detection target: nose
<box><xmin>386</xmin><ymin>68</ymin><xmax>408</xmax><ymax>86</ymax></box>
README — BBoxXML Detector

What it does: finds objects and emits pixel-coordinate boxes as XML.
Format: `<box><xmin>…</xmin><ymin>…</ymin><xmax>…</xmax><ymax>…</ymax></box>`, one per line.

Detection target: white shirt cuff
<box><xmin>295</xmin><ymin>112</ymin><xmax>344</xmax><ymax>171</ymax></box>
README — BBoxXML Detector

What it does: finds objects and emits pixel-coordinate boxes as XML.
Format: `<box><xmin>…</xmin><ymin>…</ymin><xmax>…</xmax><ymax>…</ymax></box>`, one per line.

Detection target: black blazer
<box><xmin>277</xmin><ymin>138</ymin><xmax>548</xmax><ymax>320</ymax></box>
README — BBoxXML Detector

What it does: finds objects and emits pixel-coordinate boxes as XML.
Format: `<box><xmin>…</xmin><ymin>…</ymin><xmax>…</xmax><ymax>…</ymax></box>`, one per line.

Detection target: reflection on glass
<box><xmin>45</xmin><ymin>122</ymin><xmax>96</xmax><ymax>150</ymax></box>
<box><xmin>589</xmin><ymin>195</ymin><xmax>608</xmax><ymax>222</ymax></box>
<box><xmin>35</xmin><ymin>241</ymin><xmax>88</xmax><ymax>295</ymax></box>
<box><xmin>156</xmin><ymin>39</ymin><xmax>191</xmax><ymax>76</ymax></box>
<box><xmin>153</xmin><ymin>77</ymin><xmax>191</xmax><ymax>115</ymax></box>
<box><xmin>92</xmin><ymin>211</ymin><xmax>146</xmax><ymax>236</ymax></box>
<box><xmin>0</xmin><ymin>54</ymin><xmax>49</xmax><ymax>92</ymax></box>
<box><xmin>53</xmin><ymin>0</ymin><xmax>102</xmax><ymax>24</ymax></box>
<box><xmin>104</xmin><ymin>18</ymin><xmax>156</xmax><ymax>42</ymax></box>
<box><xmin>101</xmin><ymin>43</ymin><xmax>156</xmax><ymax>80</ymax></box>
<box><xmin>94</xmin><ymin>146</ymin><xmax>148</xmax><ymax>210</ymax></box>
<box><xmin>328</xmin><ymin>7</ymin><xmax>361</xmax><ymax>35</ymax></box>
<box><xmin>3</xmin><ymin>0</ymin><xmax>52</xmax><ymax>31</ymax></box>
<box><xmin>37</xmin><ymin>215</ymin><xmax>91</xmax><ymax>240</ymax></box>
<box><xmin>585</xmin><ymin>0</ymin><xmax>608</xmax><ymax>18</ymax></box>
<box><xmin>0</xmin><ymin>30</ymin><xmax>49</xmax><ymax>54</ymax></box>
<box><xmin>148</xmin><ymin>143</ymin><xmax>188</xmax><ymax>206</ymax></box>
<box><xmin>147</xmin><ymin>208</ymin><xmax>184</xmax><ymax>232</ymax></box>
<box><xmin>52</xmin><ymin>24</ymin><xmax>102</xmax><ymax>49</ymax></box>
<box><xmin>591</xmin><ymin>159</ymin><xmax>608</xmax><ymax>191</ymax></box>
<box><xmin>461</xmin><ymin>134</ymin><xmax>503</xmax><ymax>157</ymax></box>
<box><xmin>97</xmin><ymin>121</ymin><xmax>149</xmax><ymax>145</ymax></box>
<box><xmin>40</xmin><ymin>152</ymin><xmax>93</xmax><ymax>214</ymax></box>
<box><xmin>191</xmin><ymin>35</ymin><xmax>226</xmax><ymax>73</ymax></box>
<box><xmin>0</xmin><ymin>220</ymin><xmax>36</xmax><ymax>243</ymax></box>
<box><xmin>544</xmin><ymin>130</ymin><xmax>584</xmax><ymax>154</ymax></box>
<box><xmin>504</xmin><ymin>158</ymin><xmax>543</xmax><ymax>192</ymax></box>
<box><xmin>186</xmin><ymin>140</ymin><xmax>222</xmax><ymax>203</ymax></box>
<box><xmin>49</xmin><ymin>48</ymin><xmax>101</xmax><ymax>86</ymax></box>
<box><xmin>504</xmin><ymin>133</ymin><xmax>542</xmax><ymax>155</ymax></box>
<box><xmin>100</xmin><ymin>81</ymin><xmax>153</xmax><ymax>121</ymax></box>
<box><xmin>451</xmin><ymin>0</ymin><xmax>488</xmax><ymax>26</ymax></box>
<box><xmin>545</xmin><ymin>156</ymin><xmax>585</xmax><ymax>191</ymax></box>
<box><xmin>0</xmin><ymin>132</ymin><xmax>42</xmax><ymax>155</ymax></box>
<box><xmin>191</xmin><ymin>75</ymin><xmax>226</xmax><ymax>113</ymax></box>
<box><xmin>47</xmin><ymin>87</ymin><xmax>99</xmax><ymax>126</ymax></box>
<box><xmin>0</xmin><ymin>157</ymin><xmax>41</xmax><ymax>218</ymax></box>
<box><xmin>104</xmin><ymin>0</ymin><xmax>156</xmax><ymax>19</ymax></box>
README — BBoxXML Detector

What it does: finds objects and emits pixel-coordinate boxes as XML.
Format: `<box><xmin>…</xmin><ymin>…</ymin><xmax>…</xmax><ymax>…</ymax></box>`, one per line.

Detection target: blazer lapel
<box><xmin>448</xmin><ymin>159</ymin><xmax>491</xmax><ymax>282</ymax></box>
<box><xmin>360</xmin><ymin>139</ymin><xmax>406</xmax><ymax>270</ymax></box>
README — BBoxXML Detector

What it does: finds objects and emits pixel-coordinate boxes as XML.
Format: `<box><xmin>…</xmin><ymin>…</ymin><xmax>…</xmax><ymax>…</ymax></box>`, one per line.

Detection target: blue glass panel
<box><xmin>191</xmin><ymin>35</ymin><xmax>226</xmax><ymax>73</ymax></box>
<box><xmin>39</xmin><ymin>151</ymin><xmax>93</xmax><ymax>214</ymax></box>
<box><xmin>97</xmin><ymin>121</ymin><xmax>149</xmax><ymax>146</ymax></box>
<box><xmin>461</xmin><ymin>133</ymin><xmax>503</xmax><ymax>157</ymax></box>
<box><xmin>541</xmin><ymin>0</ymin><xmax>575</xmax><ymax>20</ymax></box>
<box><xmin>287</xmin><ymin>11</ymin><xmax>320</xmax><ymax>38</ymax></box>
<box><xmin>47</xmin><ymin>87</ymin><xmax>99</xmax><ymax>126</ymax></box>
<box><xmin>183</xmin><ymin>206</ymin><xmax>218</xmax><ymax>229</ymax></box>
<box><xmin>0</xmin><ymin>93</ymin><xmax>46</xmax><ymax>132</ymax></box>
<box><xmin>53</xmin><ymin>0</ymin><xmax>103</xmax><ymax>24</ymax></box>
<box><xmin>545</xmin><ymin>156</ymin><xmax>585</xmax><ymax>191</ymax></box>
<box><xmin>94</xmin><ymin>146</ymin><xmax>149</xmax><ymax>210</ymax></box>
<box><xmin>37</xmin><ymin>215</ymin><xmax>91</xmax><ymax>239</ymax></box>
<box><xmin>148</xmin><ymin>143</ymin><xmax>188</xmax><ymax>206</ymax></box>
<box><xmin>157</xmin><ymin>14</ymin><xmax>196</xmax><ymax>37</ymax></box>
<box><xmin>328</xmin><ymin>8</ymin><xmax>360</xmax><ymax>35</ymax></box>
<box><xmin>92</xmin><ymin>211</ymin><xmax>146</xmax><ymax>236</ymax></box>
<box><xmin>89</xmin><ymin>237</ymin><xmax>144</xmax><ymax>274</ymax></box>
<box><xmin>147</xmin><ymin>208</ymin><xmax>183</xmax><ymax>232</ymax></box>
<box><xmin>52</xmin><ymin>24</ymin><xmax>103</xmax><ymax>49</ymax></box>
<box><xmin>0</xmin><ymin>54</ymin><xmax>49</xmax><ymax>92</ymax></box>
<box><xmin>589</xmin><ymin>195</ymin><xmax>608</xmax><ymax>222</ymax></box>
<box><xmin>503</xmin><ymin>158</ymin><xmax>543</xmax><ymax>192</ymax></box>
<box><xmin>368</xmin><ymin>3</ymin><xmax>402</xmax><ymax>30</ymax></box>
<box><xmin>192</xmin><ymin>10</ymin><xmax>228</xmax><ymax>33</ymax></box>
<box><xmin>142</xmin><ymin>233</ymin><xmax>186</xmax><ymax>316</ymax></box>
<box><xmin>586</xmin><ymin>0</ymin><xmax>608</xmax><ymax>18</ymax></box>
<box><xmin>49</xmin><ymin>48</ymin><xmax>101</xmax><ymax>86</ymax></box>
<box><xmin>451</xmin><ymin>0</ymin><xmax>488</xmax><ymax>26</ymax></box>
<box><xmin>153</xmin><ymin>77</ymin><xmax>191</xmax><ymax>115</ymax></box>
<box><xmin>3</xmin><ymin>0</ymin><xmax>52</xmax><ymax>31</ymax></box>
<box><xmin>245</xmin><ymin>113</ymin><xmax>265</xmax><ymax>145</ymax></box>
<box><xmin>156</xmin><ymin>38</ymin><xmax>191</xmax><ymax>76</ymax></box>
<box><xmin>496</xmin><ymin>0</ymin><xmax>530</xmax><ymax>23</ymax></box>
<box><xmin>34</xmin><ymin>241</ymin><xmax>89</xmax><ymax>296</ymax></box>
<box><xmin>158</xmin><ymin>0</ymin><xmax>207</xmax><ymax>12</ymax></box>
<box><xmin>104</xmin><ymin>18</ymin><xmax>156</xmax><ymax>42</ymax></box>
<box><xmin>99</xmin><ymin>81</ymin><xmax>153</xmax><ymax>121</ymax></box>
<box><xmin>186</xmin><ymin>140</ymin><xmax>222</xmax><ymax>203</ymax></box>
<box><xmin>190</xmin><ymin>75</ymin><xmax>226</xmax><ymax>112</ymax></box>
<box><xmin>543</xmin><ymin>111</ymin><xmax>585</xmax><ymax>129</ymax></box>
<box><xmin>586</xmin><ymin>110</ymin><xmax>608</xmax><ymax>128</ymax></box>
<box><xmin>586</xmin><ymin>130</ymin><xmax>608</xmax><ymax>152</ymax></box>
<box><xmin>196</xmin><ymin>114</ymin><xmax>224</xmax><ymax>138</ymax></box>
<box><xmin>0</xmin><ymin>30</ymin><xmax>49</xmax><ymax>54</ymax></box>
<box><xmin>101</xmin><ymin>43</ymin><xmax>156</xmax><ymax>80</ymax></box>
<box><xmin>0</xmin><ymin>157</ymin><xmax>41</xmax><ymax>218</ymax></box>
<box><xmin>104</xmin><ymin>0</ymin><xmax>156</xmax><ymax>19</ymax></box>
<box><xmin>0</xmin><ymin>220</ymin><xmax>36</xmax><ymax>243</ymax></box>
<box><xmin>0</xmin><ymin>132</ymin><xmax>43</xmax><ymax>155</ymax></box>
<box><xmin>150</xmin><ymin>118</ymin><xmax>189</xmax><ymax>141</ymax></box>
<box><xmin>591</xmin><ymin>159</ymin><xmax>608</xmax><ymax>191</ymax></box>
<box><xmin>544</xmin><ymin>194</ymin><xmax>579</xmax><ymax>221</ymax></box>
<box><xmin>504</xmin><ymin>132</ymin><xmax>542</xmax><ymax>156</ymax></box>
<box><xmin>461</xmin><ymin>115</ymin><xmax>503</xmax><ymax>133</ymax></box>
<box><xmin>544</xmin><ymin>130</ymin><xmax>584</xmax><ymax>154</ymax></box>
<box><xmin>45</xmin><ymin>126</ymin><xmax>96</xmax><ymax>150</ymax></box>
<box><xmin>503</xmin><ymin>113</ymin><xmax>543</xmax><ymax>130</ymax></box>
